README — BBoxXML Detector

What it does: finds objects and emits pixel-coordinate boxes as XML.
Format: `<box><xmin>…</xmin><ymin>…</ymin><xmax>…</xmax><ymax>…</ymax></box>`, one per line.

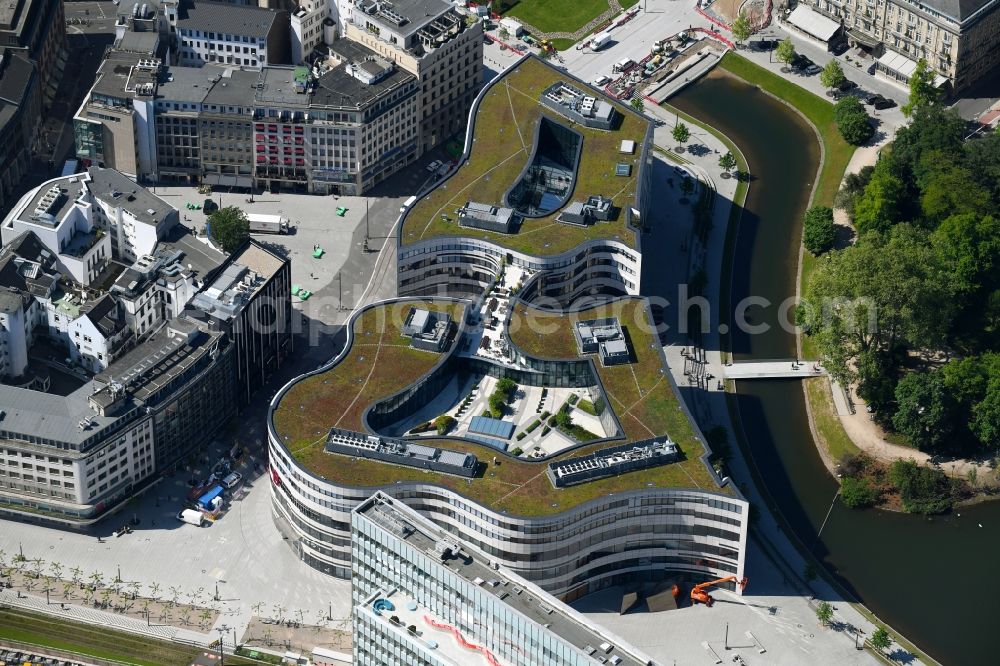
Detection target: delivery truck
<box><xmin>590</xmin><ymin>31</ymin><xmax>612</xmax><ymax>50</ymax></box>
<box><xmin>177</xmin><ymin>508</ymin><xmax>207</xmax><ymax>527</ymax></box>
<box><xmin>247</xmin><ymin>213</ymin><xmax>289</xmax><ymax>234</ymax></box>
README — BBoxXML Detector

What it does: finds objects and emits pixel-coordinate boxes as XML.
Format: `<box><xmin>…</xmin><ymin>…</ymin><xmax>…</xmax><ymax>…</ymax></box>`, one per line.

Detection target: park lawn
<box><xmin>505</xmin><ymin>0</ymin><xmax>610</xmax><ymax>34</ymax></box>
<box><xmin>549</xmin><ymin>37</ymin><xmax>577</xmax><ymax>51</ymax></box>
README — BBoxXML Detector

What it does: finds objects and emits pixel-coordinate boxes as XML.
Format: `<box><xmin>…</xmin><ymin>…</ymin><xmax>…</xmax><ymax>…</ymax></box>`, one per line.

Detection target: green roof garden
<box><xmin>272</xmin><ymin>299</ymin><xmax>466</xmax><ymax>447</ymax></box>
<box><xmin>273</xmin><ymin>296</ymin><xmax>729</xmax><ymax>518</ymax></box>
<box><xmin>401</xmin><ymin>56</ymin><xmax>650</xmax><ymax>256</ymax></box>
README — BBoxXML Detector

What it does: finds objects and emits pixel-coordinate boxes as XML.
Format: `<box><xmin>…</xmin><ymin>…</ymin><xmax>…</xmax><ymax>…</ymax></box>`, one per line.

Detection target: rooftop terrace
<box><xmin>401</xmin><ymin>56</ymin><xmax>649</xmax><ymax>256</ymax></box>
<box><xmin>273</xmin><ymin>297</ymin><xmax>726</xmax><ymax>518</ymax></box>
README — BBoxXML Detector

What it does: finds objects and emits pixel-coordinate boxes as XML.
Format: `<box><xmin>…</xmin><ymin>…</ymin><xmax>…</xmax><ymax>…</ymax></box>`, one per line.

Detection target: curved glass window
<box><xmin>506</xmin><ymin>117</ymin><xmax>582</xmax><ymax>217</ymax></box>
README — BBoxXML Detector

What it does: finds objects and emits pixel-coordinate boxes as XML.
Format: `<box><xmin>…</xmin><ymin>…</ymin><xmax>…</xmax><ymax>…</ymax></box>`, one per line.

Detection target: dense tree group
<box><xmin>803</xmin><ymin>105</ymin><xmax>1000</xmax><ymax>456</ymax></box>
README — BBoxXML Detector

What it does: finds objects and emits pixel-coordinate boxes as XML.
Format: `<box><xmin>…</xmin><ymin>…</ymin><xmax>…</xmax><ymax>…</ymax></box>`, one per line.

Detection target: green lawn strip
<box><xmin>804</xmin><ymin>377</ymin><xmax>860</xmax><ymax>460</ymax></box>
<box><xmin>0</xmin><ymin>608</ymin><xmax>199</xmax><ymax>666</ymax></box>
<box><xmin>577</xmin><ymin>398</ymin><xmax>598</xmax><ymax>415</ymax></box>
<box><xmin>549</xmin><ymin>37</ymin><xmax>577</xmax><ymax>51</ymax></box>
<box><xmin>505</xmin><ymin>0</ymin><xmax>610</xmax><ymax>35</ymax></box>
<box><xmin>403</xmin><ymin>58</ymin><xmax>647</xmax><ymax>256</ymax></box>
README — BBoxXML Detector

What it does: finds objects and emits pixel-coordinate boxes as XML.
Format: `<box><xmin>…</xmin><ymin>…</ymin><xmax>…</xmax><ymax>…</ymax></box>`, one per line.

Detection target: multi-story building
<box><xmin>73</xmin><ymin>52</ymin><xmax>160</xmax><ymax>182</ymax></box>
<box><xmin>0</xmin><ymin>49</ymin><xmax>41</xmax><ymax>213</ymax></box>
<box><xmin>252</xmin><ymin>38</ymin><xmax>419</xmax><ymax>194</ymax></box>
<box><xmin>198</xmin><ymin>67</ymin><xmax>258</xmax><ymax>188</ymax></box>
<box><xmin>87</xmin><ymin>166</ymin><xmax>178</xmax><ymax>262</ymax></box>
<box><xmin>0</xmin><ymin>315</ymin><xmax>237</xmax><ymax>525</ymax></box>
<box><xmin>802</xmin><ymin>0</ymin><xmax>1000</xmax><ymax>92</ymax></box>
<box><xmin>289</xmin><ymin>1</ymin><xmax>329</xmax><ymax>64</ymax></box>
<box><xmin>188</xmin><ymin>239</ymin><xmax>292</xmax><ymax>405</ymax></box>
<box><xmin>175</xmin><ymin>1</ymin><xmax>291</xmax><ymax>69</ymax></box>
<box><xmin>0</xmin><ymin>0</ymin><xmax>66</xmax><ymax>106</ymax></box>
<box><xmin>341</xmin><ymin>0</ymin><xmax>483</xmax><ymax>151</ymax></box>
<box><xmin>352</xmin><ymin>492</ymin><xmax>660</xmax><ymax>666</ymax></box>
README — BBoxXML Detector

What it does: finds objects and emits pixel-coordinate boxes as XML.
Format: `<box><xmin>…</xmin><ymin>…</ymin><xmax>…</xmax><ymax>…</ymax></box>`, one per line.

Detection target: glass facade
<box><xmin>506</xmin><ymin>118</ymin><xmax>582</xmax><ymax>217</ymax></box>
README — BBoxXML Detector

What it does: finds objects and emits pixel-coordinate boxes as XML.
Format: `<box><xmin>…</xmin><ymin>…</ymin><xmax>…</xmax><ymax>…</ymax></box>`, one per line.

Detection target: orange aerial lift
<box><xmin>690</xmin><ymin>576</ymin><xmax>749</xmax><ymax>607</ymax></box>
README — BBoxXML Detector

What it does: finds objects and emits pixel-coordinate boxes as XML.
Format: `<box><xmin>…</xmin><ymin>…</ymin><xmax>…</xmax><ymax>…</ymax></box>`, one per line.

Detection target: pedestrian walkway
<box><xmin>0</xmin><ymin>589</ymin><xmax>186</xmax><ymax>643</ymax></box>
<box><xmin>723</xmin><ymin>359</ymin><xmax>825</xmax><ymax>379</ymax></box>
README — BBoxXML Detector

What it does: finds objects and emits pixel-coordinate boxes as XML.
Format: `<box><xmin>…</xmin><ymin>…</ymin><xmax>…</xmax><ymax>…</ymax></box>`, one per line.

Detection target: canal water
<box><xmin>672</xmin><ymin>70</ymin><xmax>998</xmax><ymax>666</ymax></box>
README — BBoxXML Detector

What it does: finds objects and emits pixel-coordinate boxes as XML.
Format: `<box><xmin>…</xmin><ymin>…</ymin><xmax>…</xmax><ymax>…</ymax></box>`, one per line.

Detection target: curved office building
<box><xmin>267</xmin><ymin>296</ymin><xmax>748</xmax><ymax>602</ymax></box>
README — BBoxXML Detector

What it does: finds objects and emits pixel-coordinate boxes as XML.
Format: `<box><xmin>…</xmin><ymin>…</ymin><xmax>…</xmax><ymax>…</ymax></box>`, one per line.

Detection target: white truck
<box><xmin>177</xmin><ymin>508</ymin><xmax>207</xmax><ymax>527</ymax></box>
<box><xmin>590</xmin><ymin>31</ymin><xmax>612</xmax><ymax>50</ymax></box>
<box><xmin>247</xmin><ymin>213</ymin><xmax>289</xmax><ymax>234</ymax></box>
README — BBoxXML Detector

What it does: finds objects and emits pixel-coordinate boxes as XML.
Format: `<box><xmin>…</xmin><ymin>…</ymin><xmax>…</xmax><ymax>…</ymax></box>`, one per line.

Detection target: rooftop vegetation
<box><xmin>402</xmin><ymin>56</ymin><xmax>648</xmax><ymax>256</ymax></box>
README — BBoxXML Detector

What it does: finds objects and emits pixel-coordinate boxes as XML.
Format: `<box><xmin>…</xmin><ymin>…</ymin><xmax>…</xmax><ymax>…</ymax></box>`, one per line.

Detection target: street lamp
<box><xmin>216</xmin><ymin>624</ymin><xmax>229</xmax><ymax>666</ymax></box>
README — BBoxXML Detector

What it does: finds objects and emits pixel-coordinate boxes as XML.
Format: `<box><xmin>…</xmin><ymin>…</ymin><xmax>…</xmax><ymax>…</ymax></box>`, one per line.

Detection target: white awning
<box><xmin>787</xmin><ymin>5</ymin><xmax>841</xmax><ymax>43</ymax></box>
<box><xmin>876</xmin><ymin>50</ymin><xmax>948</xmax><ymax>87</ymax></box>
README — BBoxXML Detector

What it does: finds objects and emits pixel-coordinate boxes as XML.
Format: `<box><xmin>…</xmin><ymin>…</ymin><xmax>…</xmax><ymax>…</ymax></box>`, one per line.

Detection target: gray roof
<box><xmin>82</xmin><ymin>294</ymin><xmax>127</xmax><ymax>338</ymax></box>
<box><xmin>156</xmin><ymin>225</ymin><xmax>226</xmax><ymax>282</ymax></box>
<box><xmin>177</xmin><ymin>1</ymin><xmax>283</xmax><ymax>38</ymax></box>
<box><xmin>91</xmin><ymin>52</ymin><xmax>157</xmax><ymax>101</ymax></box>
<box><xmin>919</xmin><ymin>0</ymin><xmax>998</xmax><ymax>21</ymax></box>
<box><xmin>114</xmin><ymin>31</ymin><xmax>160</xmax><ymax>56</ymax></box>
<box><xmin>355</xmin><ymin>0</ymin><xmax>453</xmax><ymax>37</ymax></box>
<box><xmin>116</xmin><ymin>0</ymin><xmax>162</xmax><ymax>21</ymax></box>
<box><xmin>157</xmin><ymin>64</ymin><xmax>227</xmax><ymax>105</ymax></box>
<box><xmin>256</xmin><ymin>40</ymin><xmax>415</xmax><ymax>110</ymax></box>
<box><xmin>19</xmin><ymin>176</ymin><xmax>87</xmax><ymax>228</ymax></box>
<box><xmin>86</xmin><ymin>167</ymin><xmax>176</xmax><ymax>228</ymax></box>
<box><xmin>0</xmin><ymin>287</ymin><xmax>25</xmax><ymax>314</ymax></box>
<box><xmin>203</xmin><ymin>67</ymin><xmax>259</xmax><ymax>107</ymax></box>
<box><xmin>0</xmin><ymin>49</ymin><xmax>35</xmax><ymax>108</ymax></box>
<box><xmin>0</xmin><ymin>381</ymin><xmax>118</xmax><ymax>447</ymax></box>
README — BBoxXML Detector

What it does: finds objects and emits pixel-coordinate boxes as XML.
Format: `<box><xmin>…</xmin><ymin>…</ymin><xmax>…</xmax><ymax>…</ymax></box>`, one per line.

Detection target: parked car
<box><xmin>804</xmin><ymin>62</ymin><xmax>822</xmax><ymax>75</ymax></box>
<box><xmin>425</xmin><ymin>159</ymin><xmax>443</xmax><ymax>173</ymax></box>
<box><xmin>222</xmin><ymin>472</ymin><xmax>243</xmax><ymax>490</ymax></box>
<box><xmin>751</xmin><ymin>39</ymin><xmax>778</xmax><ymax>51</ymax></box>
<box><xmin>592</xmin><ymin>74</ymin><xmax>611</xmax><ymax>87</ymax></box>
<box><xmin>872</xmin><ymin>95</ymin><xmax>896</xmax><ymax>110</ymax></box>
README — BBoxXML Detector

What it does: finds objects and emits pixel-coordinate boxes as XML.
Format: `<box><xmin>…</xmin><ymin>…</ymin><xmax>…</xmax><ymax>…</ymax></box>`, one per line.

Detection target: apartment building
<box><xmin>87</xmin><ymin>166</ymin><xmax>178</xmax><ymax>262</ymax></box>
<box><xmin>352</xmin><ymin>493</ymin><xmax>660</xmax><ymax>666</ymax></box>
<box><xmin>175</xmin><ymin>1</ymin><xmax>291</xmax><ymax>69</ymax></box>
<box><xmin>199</xmin><ymin>67</ymin><xmax>257</xmax><ymax>187</ymax></box>
<box><xmin>290</xmin><ymin>1</ymin><xmax>330</xmax><ymax>63</ymax></box>
<box><xmin>803</xmin><ymin>0</ymin><xmax>1000</xmax><ymax>91</ymax></box>
<box><xmin>341</xmin><ymin>0</ymin><xmax>483</xmax><ymax>151</ymax></box>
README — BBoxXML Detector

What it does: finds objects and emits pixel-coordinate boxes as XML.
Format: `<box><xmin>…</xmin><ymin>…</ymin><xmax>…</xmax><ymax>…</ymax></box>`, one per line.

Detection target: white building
<box><xmin>290</xmin><ymin>2</ymin><xmax>328</xmax><ymax>64</ymax></box>
<box><xmin>0</xmin><ymin>290</ymin><xmax>33</xmax><ymax>379</ymax></box>
<box><xmin>174</xmin><ymin>1</ymin><xmax>291</xmax><ymax>69</ymax></box>
<box><xmin>87</xmin><ymin>167</ymin><xmax>178</xmax><ymax>263</ymax></box>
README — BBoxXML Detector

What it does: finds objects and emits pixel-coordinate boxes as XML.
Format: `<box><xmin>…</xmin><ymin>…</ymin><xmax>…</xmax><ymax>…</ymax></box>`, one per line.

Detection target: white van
<box><xmin>613</xmin><ymin>58</ymin><xmax>635</xmax><ymax>73</ymax></box>
<box><xmin>222</xmin><ymin>472</ymin><xmax>243</xmax><ymax>490</ymax></box>
<box><xmin>592</xmin><ymin>74</ymin><xmax>611</xmax><ymax>88</ymax></box>
<box><xmin>177</xmin><ymin>508</ymin><xmax>207</xmax><ymax>527</ymax></box>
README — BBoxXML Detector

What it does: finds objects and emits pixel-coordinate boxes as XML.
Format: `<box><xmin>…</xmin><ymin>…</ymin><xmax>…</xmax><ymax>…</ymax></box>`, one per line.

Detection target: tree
<box><xmin>555</xmin><ymin>408</ymin><xmax>572</xmax><ymax>428</ymax></box>
<box><xmin>892</xmin><ymin>370</ymin><xmax>957</xmax><ymax>452</ymax></box>
<box><xmin>803</xmin><ymin>205</ymin><xmax>836</xmax><ymax>255</ymax></box>
<box><xmin>488</xmin><ymin>392</ymin><xmax>506</xmax><ymax>418</ymax></box>
<box><xmin>819</xmin><ymin>59</ymin><xmax>846</xmax><ymax>93</ymax></box>
<box><xmin>718</xmin><ymin>151</ymin><xmax>737</xmax><ymax>176</ymax></box>
<box><xmin>888</xmin><ymin>460</ymin><xmax>954</xmax><ymax>514</ymax></box>
<box><xmin>852</xmin><ymin>164</ymin><xmax>906</xmax><ymax>235</ymax></box>
<box><xmin>495</xmin><ymin>377</ymin><xmax>517</xmax><ymax>397</ymax></box>
<box><xmin>776</xmin><ymin>38</ymin><xmax>796</xmax><ymax>68</ymax></box>
<box><xmin>207</xmin><ymin>206</ymin><xmax>249</xmax><ymax>254</ymax></box>
<box><xmin>839</xmin><ymin>476</ymin><xmax>879</xmax><ymax>508</ymax></box>
<box><xmin>833</xmin><ymin>96</ymin><xmax>874</xmax><ymax>146</ymax></box>
<box><xmin>919</xmin><ymin>167</ymin><xmax>992</xmax><ymax>225</ymax></box>
<box><xmin>433</xmin><ymin>414</ymin><xmax>456</xmax><ymax>435</ymax></box>
<box><xmin>870</xmin><ymin>627</ymin><xmax>892</xmax><ymax>653</ymax></box>
<box><xmin>902</xmin><ymin>58</ymin><xmax>940</xmax><ymax>117</ymax></box>
<box><xmin>803</xmin><ymin>225</ymin><xmax>956</xmax><ymax>385</ymax></box>
<box><xmin>672</xmin><ymin>122</ymin><xmax>690</xmax><ymax>151</ymax></box>
<box><xmin>730</xmin><ymin>11</ymin><xmax>752</xmax><ymax>44</ymax></box>
<box><xmin>630</xmin><ymin>97</ymin><xmax>644</xmax><ymax>113</ymax></box>
<box><xmin>815</xmin><ymin>601</ymin><xmax>834</xmax><ymax>626</ymax></box>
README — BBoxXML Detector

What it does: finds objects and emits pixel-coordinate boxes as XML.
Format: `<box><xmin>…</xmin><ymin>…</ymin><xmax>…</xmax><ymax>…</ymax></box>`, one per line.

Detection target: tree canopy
<box><xmin>672</xmin><ymin>122</ymin><xmax>690</xmax><ymax>146</ymax></box>
<box><xmin>730</xmin><ymin>12</ymin><xmax>752</xmax><ymax>43</ymax></box>
<box><xmin>901</xmin><ymin>58</ymin><xmax>940</xmax><ymax>117</ymax></box>
<box><xmin>833</xmin><ymin>96</ymin><xmax>873</xmax><ymax>146</ymax></box>
<box><xmin>207</xmin><ymin>206</ymin><xmax>249</xmax><ymax>254</ymax></box>
<box><xmin>803</xmin><ymin>205</ymin><xmax>835</xmax><ymax>255</ymax></box>
<box><xmin>804</xmin><ymin>106</ymin><xmax>1000</xmax><ymax>455</ymax></box>
<box><xmin>776</xmin><ymin>38</ymin><xmax>796</xmax><ymax>65</ymax></box>
<box><xmin>819</xmin><ymin>60</ymin><xmax>846</xmax><ymax>91</ymax></box>
<box><xmin>718</xmin><ymin>151</ymin><xmax>737</xmax><ymax>174</ymax></box>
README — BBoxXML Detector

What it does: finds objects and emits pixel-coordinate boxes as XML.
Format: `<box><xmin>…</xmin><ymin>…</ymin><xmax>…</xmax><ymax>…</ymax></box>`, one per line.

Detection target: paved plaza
<box><xmin>0</xmin><ymin>440</ymin><xmax>353</xmax><ymax>644</ymax></box>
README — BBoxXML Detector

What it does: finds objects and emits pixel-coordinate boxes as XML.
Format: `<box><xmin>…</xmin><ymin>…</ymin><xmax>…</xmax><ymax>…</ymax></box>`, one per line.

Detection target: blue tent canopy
<box><xmin>198</xmin><ymin>485</ymin><xmax>224</xmax><ymax>508</ymax></box>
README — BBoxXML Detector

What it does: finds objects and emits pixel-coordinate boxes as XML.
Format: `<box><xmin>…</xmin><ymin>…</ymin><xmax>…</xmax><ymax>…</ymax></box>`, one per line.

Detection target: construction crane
<box><xmin>690</xmin><ymin>576</ymin><xmax>749</xmax><ymax>607</ymax></box>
